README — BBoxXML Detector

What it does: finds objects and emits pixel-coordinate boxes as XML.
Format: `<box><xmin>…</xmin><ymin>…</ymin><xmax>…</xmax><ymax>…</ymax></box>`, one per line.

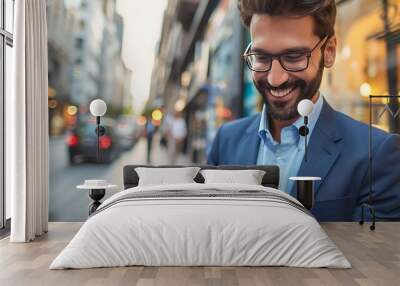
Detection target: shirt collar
<box><xmin>258</xmin><ymin>94</ymin><xmax>324</xmax><ymax>139</ymax></box>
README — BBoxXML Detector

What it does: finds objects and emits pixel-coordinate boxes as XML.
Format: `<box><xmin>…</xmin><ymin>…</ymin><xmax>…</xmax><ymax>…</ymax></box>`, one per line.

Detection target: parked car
<box><xmin>67</xmin><ymin>117</ymin><xmax>121</xmax><ymax>164</ymax></box>
<box><xmin>115</xmin><ymin>115</ymin><xmax>141</xmax><ymax>151</ymax></box>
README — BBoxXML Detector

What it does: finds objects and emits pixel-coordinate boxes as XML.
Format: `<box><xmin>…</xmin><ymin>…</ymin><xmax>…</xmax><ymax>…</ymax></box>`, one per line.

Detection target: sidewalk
<box><xmin>129</xmin><ymin>133</ymin><xmax>193</xmax><ymax>166</ymax></box>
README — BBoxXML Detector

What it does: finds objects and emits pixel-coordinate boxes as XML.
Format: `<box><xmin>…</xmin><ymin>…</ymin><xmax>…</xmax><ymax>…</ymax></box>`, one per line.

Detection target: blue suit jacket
<box><xmin>208</xmin><ymin>99</ymin><xmax>400</xmax><ymax>221</ymax></box>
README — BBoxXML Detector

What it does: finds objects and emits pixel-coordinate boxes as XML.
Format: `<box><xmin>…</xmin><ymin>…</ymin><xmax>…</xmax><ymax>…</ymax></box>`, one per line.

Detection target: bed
<box><xmin>50</xmin><ymin>165</ymin><xmax>350</xmax><ymax>269</ymax></box>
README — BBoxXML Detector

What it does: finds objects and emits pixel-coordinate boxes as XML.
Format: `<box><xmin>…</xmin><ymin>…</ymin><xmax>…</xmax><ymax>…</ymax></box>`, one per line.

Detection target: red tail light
<box><xmin>100</xmin><ymin>135</ymin><xmax>112</xmax><ymax>149</ymax></box>
<box><xmin>67</xmin><ymin>134</ymin><xmax>79</xmax><ymax>147</ymax></box>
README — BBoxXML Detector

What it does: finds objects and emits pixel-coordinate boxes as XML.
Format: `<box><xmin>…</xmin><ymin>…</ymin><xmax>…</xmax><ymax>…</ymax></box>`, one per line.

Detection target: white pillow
<box><xmin>200</xmin><ymin>169</ymin><xmax>266</xmax><ymax>185</ymax></box>
<box><xmin>135</xmin><ymin>167</ymin><xmax>201</xmax><ymax>186</ymax></box>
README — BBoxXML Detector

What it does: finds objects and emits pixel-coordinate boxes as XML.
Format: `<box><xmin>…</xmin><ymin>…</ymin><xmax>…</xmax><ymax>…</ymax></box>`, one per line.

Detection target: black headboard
<box><xmin>123</xmin><ymin>165</ymin><xmax>280</xmax><ymax>189</ymax></box>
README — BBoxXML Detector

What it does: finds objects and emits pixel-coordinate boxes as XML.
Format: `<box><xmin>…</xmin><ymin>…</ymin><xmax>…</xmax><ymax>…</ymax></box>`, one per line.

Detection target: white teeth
<box><xmin>270</xmin><ymin>87</ymin><xmax>295</xmax><ymax>97</ymax></box>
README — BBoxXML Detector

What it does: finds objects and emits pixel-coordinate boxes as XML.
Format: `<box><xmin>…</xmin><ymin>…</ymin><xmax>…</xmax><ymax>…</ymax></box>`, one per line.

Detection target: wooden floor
<box><xmin>0</xmin><ymin>222</ymin><xmax>399</xmax><ymax>286</ymax></box>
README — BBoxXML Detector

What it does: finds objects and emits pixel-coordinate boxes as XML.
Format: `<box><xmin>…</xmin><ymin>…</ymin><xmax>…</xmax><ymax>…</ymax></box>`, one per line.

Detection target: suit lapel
<box><xmin>237</xmin><ymin>114</ymin><xmax>261</xmax><ymax>165</ymax></box>
<box><xmin>295</xmin><ymin>99</ymin><xmax>343</xmax><ymax>196</ymax></box>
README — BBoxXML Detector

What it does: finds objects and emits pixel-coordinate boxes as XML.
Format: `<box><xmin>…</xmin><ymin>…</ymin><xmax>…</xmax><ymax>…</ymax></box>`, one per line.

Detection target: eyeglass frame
<box><xmin>243</xmin><ymin>36</ymin><xmax>329</xmax><ymax>72</ymax></box>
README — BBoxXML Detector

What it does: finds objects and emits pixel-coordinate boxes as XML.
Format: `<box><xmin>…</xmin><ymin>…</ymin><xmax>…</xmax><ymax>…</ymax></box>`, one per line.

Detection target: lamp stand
<box><xmin>360</xmin><ymin>203</ymin><xmax>376</xmax><ymax>230</ymax></box>
<box><xmin>88</xmin><ymin>188</ymin><xmax>105</xmax><ymax>215</ymax></box>
<box><xmin>95</xmin><ymin>116</ymin><xmax>106</xmax><ymax>163</ymax></box>
<box><xmin>299</xmin><ymin>116</ymin><xmax>309</xmax><ymax>162</ymax></box>
<box><xmin>359</xmin><ymin>94</ymin><xmax>400</xmax><ymax>230</ymax></box>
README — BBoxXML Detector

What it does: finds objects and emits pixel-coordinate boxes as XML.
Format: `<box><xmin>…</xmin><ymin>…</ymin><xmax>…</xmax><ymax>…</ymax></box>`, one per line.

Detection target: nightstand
<box><xmin>77</xmin><ymin>180</ymin><xmax>118</xmax><ymax>215</ymax></box>
<box><xmin>289</xmin><ymin>176</ymin><xmax>321</xmax><ymax>210</ymax></box>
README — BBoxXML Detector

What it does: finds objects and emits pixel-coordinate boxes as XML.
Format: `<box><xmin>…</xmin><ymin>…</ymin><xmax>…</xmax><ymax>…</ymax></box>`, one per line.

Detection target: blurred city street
<box><xmin>43</xmin><ymin>0</ymin><xmax>400</xmax><ymax>223</ymax></box>
<box><xmin>49</xmin><ymin>133</ymin><xmax>191</xmax><ymax>222</ymax></box>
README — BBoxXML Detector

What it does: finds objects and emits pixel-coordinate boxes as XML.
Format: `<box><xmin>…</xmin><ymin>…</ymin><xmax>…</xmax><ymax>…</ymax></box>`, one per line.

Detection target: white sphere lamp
<box><xmin>90</xmin><ymin>99</ymin><xmax>107</xmax><ymax>117</ymax></box>
<box><xmin>297</xmin><ymin>99</ymin><xmax>314</xmax><ymax>117</ymax></box>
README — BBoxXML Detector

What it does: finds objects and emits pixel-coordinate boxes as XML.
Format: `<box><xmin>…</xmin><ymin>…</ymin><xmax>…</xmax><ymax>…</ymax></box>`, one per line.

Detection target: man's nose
<box><xmin>267</xmin><ymin>59</ymin><xmax>289</xmax><ymax>87</ymax></box>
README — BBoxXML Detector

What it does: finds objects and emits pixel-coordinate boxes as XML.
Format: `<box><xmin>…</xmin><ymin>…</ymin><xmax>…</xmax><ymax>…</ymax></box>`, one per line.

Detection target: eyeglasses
<box><xmin>243</xmin><ymin>36</ymin><xmax>328</xmax><ymax>72</ymax></box>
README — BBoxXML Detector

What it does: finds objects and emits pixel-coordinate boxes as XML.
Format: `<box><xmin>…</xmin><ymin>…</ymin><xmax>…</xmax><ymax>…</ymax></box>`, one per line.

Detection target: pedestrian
<box><xmin>169</xmin><ymin>111</ymin><xmax>187</xmax><ymax>164</ymax></box>
<box><xmin>159</xmin><ymin>113</ymin><xmax>171</xmax><ymax>149</ymax></box>
<box><xmin>145</xmin><ymin>117</ymin><xmax>155</xmax><ymax>164</ymax></box>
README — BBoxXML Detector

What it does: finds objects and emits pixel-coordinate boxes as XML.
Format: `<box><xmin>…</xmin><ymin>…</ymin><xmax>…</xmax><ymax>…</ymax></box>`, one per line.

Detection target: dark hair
<box><xmin>238</xmin><ymin>0</ymin><xmax>336</xmax><ymax>38</ymax></box>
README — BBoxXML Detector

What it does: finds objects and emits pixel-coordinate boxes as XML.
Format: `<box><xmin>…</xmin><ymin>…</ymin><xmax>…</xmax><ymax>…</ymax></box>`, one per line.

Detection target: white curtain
<box><xmin>7</xmin><ymin>0</ymin><xmax>49</xmax><ymax>242</ymax></box>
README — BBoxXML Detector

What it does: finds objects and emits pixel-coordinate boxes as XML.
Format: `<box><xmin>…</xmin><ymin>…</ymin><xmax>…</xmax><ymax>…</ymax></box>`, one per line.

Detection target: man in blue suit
<box><xmin>208</xmin><ymin>0</ymin><xmax>400</xmax><ymax>221</ymax></box>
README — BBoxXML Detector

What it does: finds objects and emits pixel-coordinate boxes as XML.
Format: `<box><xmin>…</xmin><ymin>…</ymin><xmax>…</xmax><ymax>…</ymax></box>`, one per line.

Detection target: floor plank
<box><xmin>0</xmin><ymin>222</ymin><xmax>399</xmax><ymax>286</ymax></box>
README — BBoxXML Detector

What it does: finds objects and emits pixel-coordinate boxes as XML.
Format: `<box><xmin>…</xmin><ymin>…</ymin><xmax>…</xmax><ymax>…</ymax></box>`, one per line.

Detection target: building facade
<box><xmin>47</xmin><ymin>0</ymin><xmax>132</xmax><ymax>134</ymax></box>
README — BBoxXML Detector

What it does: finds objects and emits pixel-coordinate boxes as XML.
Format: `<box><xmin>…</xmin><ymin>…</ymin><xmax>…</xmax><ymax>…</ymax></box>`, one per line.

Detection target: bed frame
<box><xmin>123</xmin><ymin>165</ymin><xmax>280</xmax><ymax>189</ymax></box>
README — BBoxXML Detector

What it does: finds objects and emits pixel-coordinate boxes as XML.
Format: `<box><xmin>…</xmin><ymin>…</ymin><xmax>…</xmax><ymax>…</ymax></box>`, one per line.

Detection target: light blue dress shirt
<box><xmin>257</xmin><ymin>95</ymin><xmax>324</xmax><ymax>194</ymax></box>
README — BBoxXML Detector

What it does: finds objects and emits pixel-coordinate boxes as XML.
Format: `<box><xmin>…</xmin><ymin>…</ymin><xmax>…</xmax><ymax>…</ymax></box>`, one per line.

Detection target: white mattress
<box><xmin>50</xmin><ymin>183</ymin><xmax>351</xmax><ymax>269</ymax></box>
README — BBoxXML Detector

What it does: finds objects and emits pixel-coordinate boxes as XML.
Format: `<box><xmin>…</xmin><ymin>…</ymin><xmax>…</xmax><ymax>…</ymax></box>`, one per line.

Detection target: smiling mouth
<box><xmin>269</xmin><ymin>86</ymin><xmax>297</xmax><ymax>98</ymax></box>
<box><xmin>267</xmin><ymin>86</ymin><xmax>298</xmax><ymax>101</ymax></box>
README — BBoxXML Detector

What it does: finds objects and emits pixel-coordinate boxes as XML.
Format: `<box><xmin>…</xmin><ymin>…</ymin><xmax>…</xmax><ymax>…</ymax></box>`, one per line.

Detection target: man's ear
<box><xmin>324</xmin><ymin>36</ymin><xmax>337</xmax><ymax>68</ymax></box>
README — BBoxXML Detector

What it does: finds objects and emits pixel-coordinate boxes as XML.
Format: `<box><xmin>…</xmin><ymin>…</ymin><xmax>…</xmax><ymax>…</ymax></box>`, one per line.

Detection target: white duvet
<box><xmin>50</xmin><ymin>183</ymin><xmax>351</xmax><ymax>269</ymax></box>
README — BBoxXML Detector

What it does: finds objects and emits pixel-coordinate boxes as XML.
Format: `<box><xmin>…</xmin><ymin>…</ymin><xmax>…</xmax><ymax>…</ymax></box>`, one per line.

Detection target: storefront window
<box><xmin>322</xmin><ymin>0</ymin><xmax>400</xmax><ymax>132</ymax></box>
<box><xmin>206</xmin><ymin>0</ymin><xmax>237</xmax><ymax>122</ymax></box>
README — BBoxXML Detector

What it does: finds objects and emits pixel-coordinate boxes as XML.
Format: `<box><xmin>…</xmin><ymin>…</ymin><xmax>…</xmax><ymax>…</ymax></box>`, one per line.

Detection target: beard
<box><xmin>253</xmin><ymin>60</ymin><xmax>324</xmax><ymax>121</ymax></box>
